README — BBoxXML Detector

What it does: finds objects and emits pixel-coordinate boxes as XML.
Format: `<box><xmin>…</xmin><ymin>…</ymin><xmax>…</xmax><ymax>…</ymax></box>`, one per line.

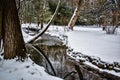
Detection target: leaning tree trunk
<box><xmin>68</xmin><ymin>0</ymin><xmax>83</xmax><ymax>30</ymax></box>
<box><xmin>28</xmin><ymin>0</ymin><xmax>61</xmax><ymax>43</ymax></box>
<box><xmin>2</xmin><ymin>0</ymin><xmax>26</xmax><ymax>60</ymax></box>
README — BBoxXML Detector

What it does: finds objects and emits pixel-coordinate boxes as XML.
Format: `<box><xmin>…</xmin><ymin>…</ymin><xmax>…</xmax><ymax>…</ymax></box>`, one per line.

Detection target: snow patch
<box><xmin>0</xmin><ymin>57</ymin><xmax>63</xmax><ymax>80</ymax></box>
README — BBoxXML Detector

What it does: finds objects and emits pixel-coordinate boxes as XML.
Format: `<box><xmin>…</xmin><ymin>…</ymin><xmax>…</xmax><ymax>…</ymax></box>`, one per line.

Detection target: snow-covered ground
<box><xmin>0</xmin><ymin>24</ymin><xmax>63</xmax><ymax>80</ymax></box>
<box><xmin>66</xmin><ymin>26</ymin><xmax>120</xmax><ymax>63</ymax></box>
<box><xmin>0</xmin><ymin>57</ymin><xmax>63</xmax><ymax>80</ymax></box>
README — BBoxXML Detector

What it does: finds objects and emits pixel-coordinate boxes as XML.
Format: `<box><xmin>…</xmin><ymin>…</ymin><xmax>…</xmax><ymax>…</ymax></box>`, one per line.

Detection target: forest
<box><xmin>0</xmin><ymin>0</ymin><xmax>120</xmax><ymax>80</ymax></box>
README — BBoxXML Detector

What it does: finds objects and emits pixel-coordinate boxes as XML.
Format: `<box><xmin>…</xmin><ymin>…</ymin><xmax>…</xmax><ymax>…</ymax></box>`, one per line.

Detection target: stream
<box><xmin>26</xmin><ymin>33</ymin><xmax>120</xmax><ymax>80</ymax></box>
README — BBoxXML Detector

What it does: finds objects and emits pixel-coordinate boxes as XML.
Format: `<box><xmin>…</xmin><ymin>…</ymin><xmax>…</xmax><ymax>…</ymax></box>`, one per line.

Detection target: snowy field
<box><xmin>66</xmin><ymin>26</ymin><xmax>120</xmax><ymax>63</ymax></box>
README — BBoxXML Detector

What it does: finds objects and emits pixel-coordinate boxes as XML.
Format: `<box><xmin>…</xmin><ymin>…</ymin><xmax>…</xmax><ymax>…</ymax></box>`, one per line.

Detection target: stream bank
<box><xmin>26</xmin><ymin>33</ymin><xmax>120</xmax><ymax>80</ymax></box>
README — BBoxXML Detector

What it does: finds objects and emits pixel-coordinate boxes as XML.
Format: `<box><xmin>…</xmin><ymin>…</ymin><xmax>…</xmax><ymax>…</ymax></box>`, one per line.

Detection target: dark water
<box><xmin>26</xmin><ymin>34</ymin><xmax>120</xmax><ymax>80</ymax></box>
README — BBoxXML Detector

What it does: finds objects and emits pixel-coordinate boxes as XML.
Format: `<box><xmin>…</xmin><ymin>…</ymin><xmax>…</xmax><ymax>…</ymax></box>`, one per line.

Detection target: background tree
<box><xmin>101</xmin><ymin>0</ymin><xmax>120</xmax><ymax>34</ymax></box>
<box><xmin>68</xmin><ymin>0</ymin><xmax>83</xmax><ymax>30</ymax></box>
<box><xmin>48</xmin><ymin>0</ymin><xmax>73</xmax><ymax>25</ymax></box>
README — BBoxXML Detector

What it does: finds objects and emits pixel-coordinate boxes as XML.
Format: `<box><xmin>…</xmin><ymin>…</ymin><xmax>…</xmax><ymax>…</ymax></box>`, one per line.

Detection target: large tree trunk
<box><xmin>0</xmin><ymin>0</ymin><xmax>3</xmax><ymax>39</ymax></box>
<box><xmin>0</xmin><ymin>0</ymin><xmax>2</xmax><ymax>51</ymax></box>
<box><xmin>2</xmin><ymin>0</ymin><xmax>26</xmax><ymax>60</ymax></box>
<box><xmin>68</xmin><ymin>0</ymin><xmax>83</xmax><ymax>30</ymax></box>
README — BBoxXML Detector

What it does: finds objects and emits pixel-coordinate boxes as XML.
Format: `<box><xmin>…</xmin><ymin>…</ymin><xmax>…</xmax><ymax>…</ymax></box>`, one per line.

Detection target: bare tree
<box><xmin>68</xmin><ymin>0</ymin><xmax>83</xmax><ymax>30</ymax></box>
<box><xmin>103</xmin><ymin>0</ymin><xmax>120</xmax><ymax>34</ymax></box>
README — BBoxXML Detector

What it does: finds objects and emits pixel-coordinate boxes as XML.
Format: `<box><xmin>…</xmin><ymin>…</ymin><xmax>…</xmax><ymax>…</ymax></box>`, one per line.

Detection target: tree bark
<box><xmin>68</xmin><ymin>0</ymin><xmax>83</xmax><ymax>30</ymax></box>
<box><xmin>2</xmin><ymin>0</ymin><xmax>26</xmax><ymax>60</ymax></box>
<box><xmin>0</xmin><ymin>0</ymin><xmax>3</xmax><ymax>39</ymax></box>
